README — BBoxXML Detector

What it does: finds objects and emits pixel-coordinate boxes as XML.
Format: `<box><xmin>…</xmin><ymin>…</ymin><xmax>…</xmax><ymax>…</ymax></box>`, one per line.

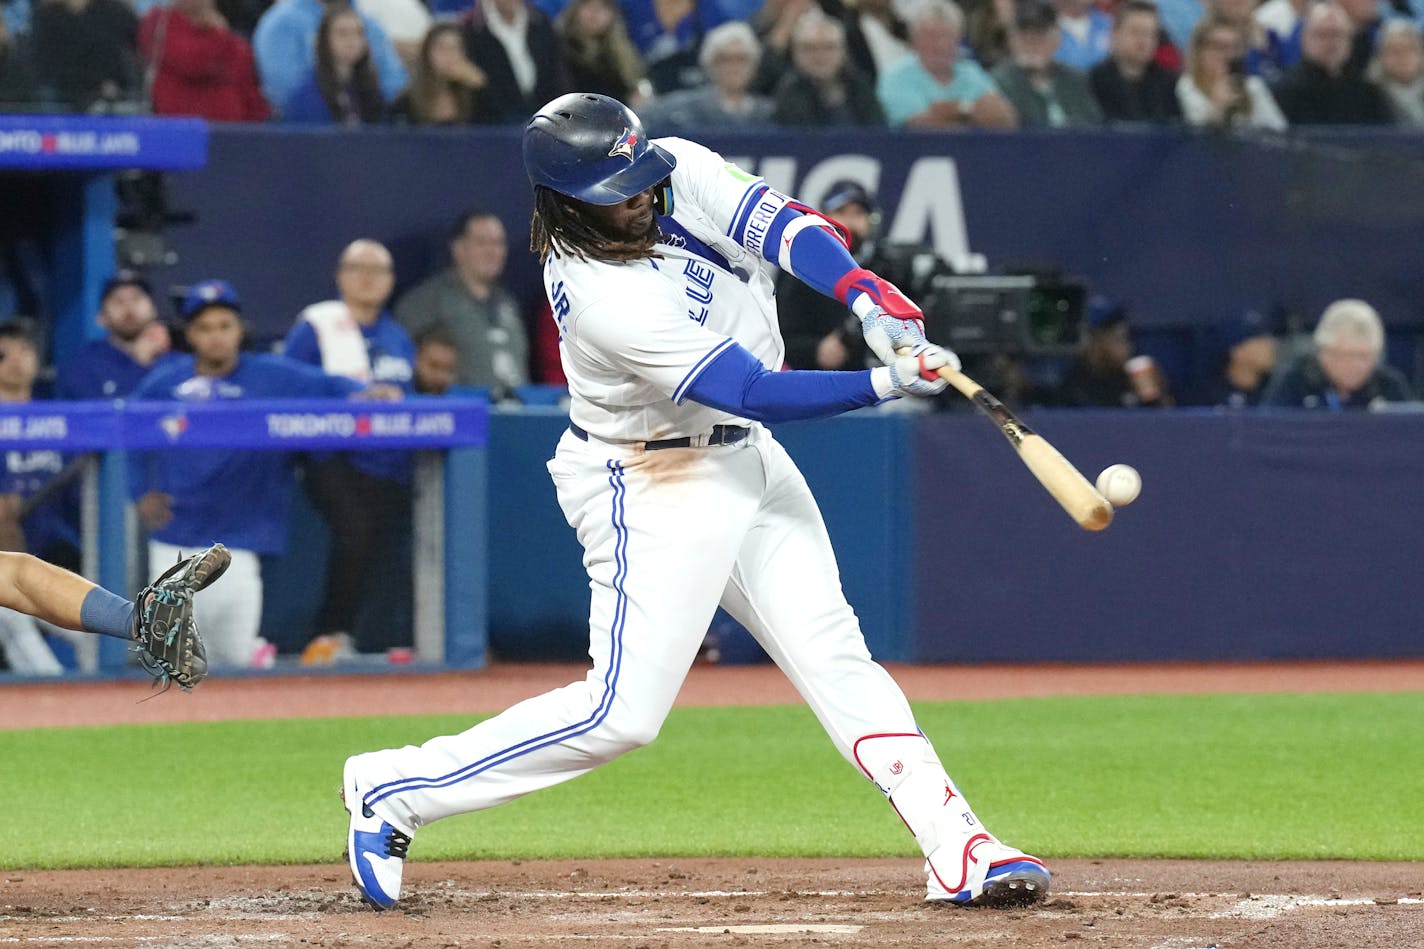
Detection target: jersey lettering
<box><xmin>684</xmin><ymin>261</ymin><xmax>715</xmax><ymax>304</ymax></box>
<box><xmin>741</xmin><ymin>188</ymin><xmax>791</xmax><ymax>260</ymax></box>
<box><xmin>550</xmin><ymin>280</ymin><xmax>572</xmax><ymax>336</ymax></box>
<box><xmin>684</xmin><ymin>260</ymin><xmax>715</xmax><ymax>324</ymax></box>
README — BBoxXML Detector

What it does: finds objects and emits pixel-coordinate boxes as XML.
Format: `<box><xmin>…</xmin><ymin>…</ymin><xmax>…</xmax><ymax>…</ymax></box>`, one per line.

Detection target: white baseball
<box><xmin>1096</xmin><ymin>464</ymin><xmax>1142</xmax><ymax>507</ymax></box>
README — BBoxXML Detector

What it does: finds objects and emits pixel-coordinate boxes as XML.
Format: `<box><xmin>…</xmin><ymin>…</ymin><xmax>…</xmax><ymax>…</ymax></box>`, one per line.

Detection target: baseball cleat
<box><xmin>342</xmin><ymin>756</ymin><xmax>412</xmax><ymax>910</ymax></box>
<box><xmin>925</xmin><ymin>834</ymin><xmax>1051</xmax><ymax>908</ymax></box>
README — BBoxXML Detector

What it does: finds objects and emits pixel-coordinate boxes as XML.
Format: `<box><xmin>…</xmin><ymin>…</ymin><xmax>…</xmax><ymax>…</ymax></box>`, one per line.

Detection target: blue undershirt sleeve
<box><xmin>765</xmin><ymin>207</ymin><xmax>862</xmax><ymax>299</ymax></box>
<box><xmin>683</xmin><ymin>342</ymin><xmax>879</xmax><ymax>423</ymax></box>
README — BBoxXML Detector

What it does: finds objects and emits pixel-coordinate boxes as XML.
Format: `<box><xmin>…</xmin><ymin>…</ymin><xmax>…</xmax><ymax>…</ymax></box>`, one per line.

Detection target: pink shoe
<box><xmin>250</xmin><ymin>640</ymin><xmax>278</xmax><ymax>669</ymax></box>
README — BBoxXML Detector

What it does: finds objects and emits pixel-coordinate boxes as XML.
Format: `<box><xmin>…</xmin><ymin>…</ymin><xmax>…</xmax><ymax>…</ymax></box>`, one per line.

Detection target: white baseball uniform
<box><xmin>348</xmin><ymin>138</ymin><xmax>1015</xmax><ymax>900</ymax></box>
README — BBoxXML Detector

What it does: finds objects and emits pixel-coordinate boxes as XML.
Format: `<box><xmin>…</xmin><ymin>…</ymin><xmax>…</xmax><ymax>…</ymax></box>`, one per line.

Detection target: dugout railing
<box><xmin>0</xmin><ymin>398</ymin><xmax>488</xmax><ymax>674</ymax></box>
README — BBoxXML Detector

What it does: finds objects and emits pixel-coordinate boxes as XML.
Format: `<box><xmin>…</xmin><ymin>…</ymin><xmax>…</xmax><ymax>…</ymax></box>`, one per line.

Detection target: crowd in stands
<box><xmin>1</xmin><ymin>0</ymin><xmax>1423</xmax><ymax>127</ymax></box>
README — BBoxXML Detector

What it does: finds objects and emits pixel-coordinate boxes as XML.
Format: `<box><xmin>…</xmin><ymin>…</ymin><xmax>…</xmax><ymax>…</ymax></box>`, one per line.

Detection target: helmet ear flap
<box><xmin>652</xmin><ymin>178</ymin><xmax>673</xmax><ymax>216</ymax></box>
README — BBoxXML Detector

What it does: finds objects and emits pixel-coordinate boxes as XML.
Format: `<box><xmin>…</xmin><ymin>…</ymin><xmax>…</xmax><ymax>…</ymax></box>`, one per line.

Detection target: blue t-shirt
<box><xmin>877</xmin><ymin>57</ymin><xmax>999</xmax><ymax>127</ymax></box>
<box><xmin>2</xmin><ymin>447</ymin><xmax>79</xmax><ymax>558</ymax></box>
<box><xmin>55</xmin><ymin>339</ymin><xmax>171</xmax><ymax>400</ymax></box>
<box><xmin>282</xmin><ymin>312</ymin><xmax>416</xmax><ymax>483</ymax></box>
<box><xmin>130</xmin><ymin>353</ymin><xmax>362</xmax><ymax>555</ymax></box>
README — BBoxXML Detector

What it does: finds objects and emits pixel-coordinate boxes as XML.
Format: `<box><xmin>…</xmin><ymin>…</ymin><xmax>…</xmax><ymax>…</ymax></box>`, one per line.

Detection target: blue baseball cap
<box><xmin>181</xmin><ymin>279</ymin><xmax>241</xmax><ymax>321</ymax></box>
<box><xmin>1213</xmin><ymin>309</ymin><xmax>1272</xmax><ymax>352</ymax></box>
<box><xmin>1086</xmin><ymin>295</ymin><xmax>1127</xmax><ymax>330</ymax></box>
<box><xmin>100</xmin><ymin>269</ymin><xmax>153</xmax><ymax>303</ymax></box>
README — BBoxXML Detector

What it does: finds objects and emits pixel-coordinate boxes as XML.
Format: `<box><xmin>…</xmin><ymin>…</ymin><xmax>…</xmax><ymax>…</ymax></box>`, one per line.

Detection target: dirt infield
<box><xmin>2</xmin><ymin>660</ymin><xmax>1422</xmax><ymax>947</ymax></box>
<box><xmin>4</xmin><ymin>858</ymin><xmax>1421</xmax><ymax>948</ymax></box>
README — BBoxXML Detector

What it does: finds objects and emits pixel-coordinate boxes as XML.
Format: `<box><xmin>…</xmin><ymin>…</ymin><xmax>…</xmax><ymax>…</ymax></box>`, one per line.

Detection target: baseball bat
<box><xmin>936</xmin><ymin>366</ymin><xmax>1113</xmax><ymax>531</ymax></box>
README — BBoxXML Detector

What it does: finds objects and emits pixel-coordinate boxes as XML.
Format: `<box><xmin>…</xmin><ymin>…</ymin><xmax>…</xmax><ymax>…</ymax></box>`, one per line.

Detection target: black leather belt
<box><xmin>569</xmin><ymin>422</ymin><xmax>750</xmax><ymax>450</ymax></box>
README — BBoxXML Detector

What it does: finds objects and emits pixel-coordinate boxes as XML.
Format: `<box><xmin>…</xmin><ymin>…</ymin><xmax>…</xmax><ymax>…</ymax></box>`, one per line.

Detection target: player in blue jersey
<box><xmin>55</xmin><ymin>270</ymin><xmax>173</xmax><ymax>400</ymax></box>
<box><xmin>340</xmin><ymin>94</ymin><xmax>1050</xmax><ymax>911</ymax></box>
<box><xmin>132</xmin><ymin>279</ymin><xmax>397</xmax><ymax>668</ymax></box>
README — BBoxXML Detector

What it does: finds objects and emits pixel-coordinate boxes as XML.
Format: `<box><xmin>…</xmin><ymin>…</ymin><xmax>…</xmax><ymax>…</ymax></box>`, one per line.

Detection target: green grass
<box><xmin>2</xmin><ymin>692</ymin><xmax>1420</xmax><ymax>870</ymax></box>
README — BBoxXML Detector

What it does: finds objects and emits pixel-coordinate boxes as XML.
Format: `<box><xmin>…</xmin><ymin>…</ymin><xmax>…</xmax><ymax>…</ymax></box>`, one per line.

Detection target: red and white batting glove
<box><xmin>872</xmin><ymin>343</ymin><xmax>957</xmax><ymax>399</ymax></box>
<box><xmin>836</xmin><ymin>269</ymin><xmax>928</xmax><ymax>364</ymax></box>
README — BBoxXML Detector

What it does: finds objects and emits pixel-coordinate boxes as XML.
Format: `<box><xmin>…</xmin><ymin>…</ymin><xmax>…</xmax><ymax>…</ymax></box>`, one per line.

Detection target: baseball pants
<box><xmin>356</xmin><ymin>424</ymin><xmax>946</xmax><ymax>833</ymax></box>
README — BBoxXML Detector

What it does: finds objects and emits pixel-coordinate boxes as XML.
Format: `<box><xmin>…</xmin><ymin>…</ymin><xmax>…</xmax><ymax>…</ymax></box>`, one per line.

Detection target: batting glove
<box><xmin>856</xmin><ymin>299</ymin><xmax>927</xmax><ymax>366</ymax></box>
<box><xmin>872</xmin><ymin>343</ymin><xmax>956</xmax><ymax>399</ymax></box>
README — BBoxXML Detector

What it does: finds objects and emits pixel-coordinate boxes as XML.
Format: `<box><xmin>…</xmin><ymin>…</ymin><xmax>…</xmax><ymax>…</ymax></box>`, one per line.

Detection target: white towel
<box><xmin>299</xmin><ymin>300</ymin><xmax>372</xmax><ymax>382</ymax></box>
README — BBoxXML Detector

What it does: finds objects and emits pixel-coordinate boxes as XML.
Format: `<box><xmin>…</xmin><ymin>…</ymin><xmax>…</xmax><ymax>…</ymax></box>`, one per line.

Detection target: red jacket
<box><xmin>139</xmin><ymin>6</ymin><xmax>270</xmax><ymax>122</ymax></box>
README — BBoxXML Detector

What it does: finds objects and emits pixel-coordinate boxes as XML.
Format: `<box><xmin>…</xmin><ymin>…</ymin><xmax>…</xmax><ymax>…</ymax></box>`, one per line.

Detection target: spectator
<box><xmin>460</xmin><ymin>0</ymin><xmax>568</xmax><ymax>124</ymax></box>
<box><xmin>281</xmin><ymin>5</ymin><xmax>387</xmax><ymax>124</ymax></box>
<box><xmin>621</xmin><ymin>0</ymin><xmax>718</xmax><ymax>93</ymax></box>
<box><xmin>1254</xmin><ymin>0</ymin><xmax>1307</xmax><ymax>73</ymax></box>
<box><xmin>394</xmin><ymin>211</ymin><xmax>530</xmax><ymax>396</ymax></box>
<box><xmin>55</xmin><ymin>270</ymin><xmax>171</xmax><ymax>400</ymax></box>
<box><xmin>776</xmin><ymin>178</ymin><xmax>893</xmax><ymax>370</ymax></box>
<box><xmin>638</xmin><ymin>21</ymin><xmax>775</xmax><ymax>132</ymax></box>
<box><xmin>283</xmin><ymin>239</ymin><xmax>415</xmax><ymax>656</ymax></box>
<box><xmin>354</xmin><ymin>0</ymin><xmax>430</xmax><ymax>69</ymax></box>
<box><xmin>131</xmin><ymin>280</ymin><xmax>370</xmax><ymax>669</ymax></box>
<box><xmin>1272</xmin><ymin>1</ymin><xmax>1392</xmax><ymax>123</ymax></box>
<box><xmin>1191</xmin><ymin>309</ymin><xmax>1279</xmax><ymax>408</ymax></box>
<box><xmin>1051</xmin><ymin>0</ymin><xmax>1111</xmax><ymax>70</ymax></box>
<box><xmin>990</xmin><ymin>0</ymin><xmax>1103</xmax><ymax>128</ymax></box>
<box><xmin>252</xmin><ymin>0</ymin><xmax>406</xmax><ymax>114</ymax></box>
<box><xmin>1261</xmin><ymin>299</ymin><xmax>1413</xmax><ymax>409</ymax></box>
<box><xmin>31</xmin><ymin>0</ymin><xmax>142</xmax><ymax>112</ymax></box>
<box><xmin>1204</xmin><ymin>0</ymin><xmax>1273</xmax><ymax>75</ymax></box>
<box><xmin>1339</xmin><ymin>0</ymin><xmax>1385</xmax><ymax>79</ymax></box>
<box><xmin>1369</xmin><ymin>18</ymin><xmax>1424</xmax><ymax>126</ymax></box>
<box><xmin>966</xmin><ymin>0</ymin><xmax>1013</xmax><ymax>70</ymax></box>
<box><xmin>1089</xmin><ymin>0</ymin><xmax>1182</xmax><ymax>123</ymax></box>
<box><xmin>139</xmin><ymin>0</ymin><xmax>271</xmax><ymax>122</ymax></box>
<box><xmin>1155</xmin><ymin>0</ymin><xmax>1205</xmax><ymax>55</ymax></box>
<box><xmin>554</xmin><ymin>0</ymin><xmax>648</xmax><ymax>105</ymax></box>
<box><xmin>1055</xmin><ymin>297</ymin><xmax>1174</xmax><ymax>407</ymax></box>
<box><xmin>411</xmin><ymin>326</ymin><xmax>460</xmax><ymax>395</ymax></box>
<box><xmin>841</xmin><ymin>0</ymin><xmax>911</xmax><ymax>83</ymax></box>
<box><xmin>389</xmin><ymin>21</ymin><xmax>491</xmax><ymax>124</ymax></box>
<box><xmin>749</xmin><ymin>0</ymin><xmax>816</xmax><ymax>93</ymax></box>
<box><xmin>876</xmin><ymin>0</ymin><xmax>1018</xmax><ymax>128</ymax></box>
<box><xmin>772</xmin><ymin>7</ymin><xmax>885</xmax><ymax>125</ymax></box>
<box><xmin>0</xmin><ymin>13</ymin><xmax>39</xmax><ymax>108</ymax></box>
<box><xmin>1177</xmin><ymin>16</ymin><xmax>1288</xmax><ymax>130</ymax></box>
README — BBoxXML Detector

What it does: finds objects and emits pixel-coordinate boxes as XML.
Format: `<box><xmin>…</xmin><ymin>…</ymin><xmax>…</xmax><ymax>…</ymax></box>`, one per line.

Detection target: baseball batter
<box><xmin>343</xmin><ymin>93</ymin><xmax>1049</xmax><ymax>910</ymax></box>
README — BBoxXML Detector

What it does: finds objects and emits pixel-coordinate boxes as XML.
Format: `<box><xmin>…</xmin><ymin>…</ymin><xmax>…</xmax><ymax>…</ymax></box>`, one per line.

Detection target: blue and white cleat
<box><xmin>341</xmin><ymin>756</ymin><xmax>412</xmax><ymax>910</ymax></box>
<box><xmin>925</xmin><ymin>834</ymin><xmax>1051</xmax><ymax>908</ymax></box>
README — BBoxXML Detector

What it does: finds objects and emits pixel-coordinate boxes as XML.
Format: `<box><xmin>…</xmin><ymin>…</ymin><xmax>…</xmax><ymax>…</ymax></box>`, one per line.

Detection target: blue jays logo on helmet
<box><xmin>609</xmin><ymin>127</ymin><xmax>638</xmax><ymax>162</ymax></box>
<box><xmin>523</xmin><ymin>93</ymin><xmax>677</xmax><ymax>206</ymax></box>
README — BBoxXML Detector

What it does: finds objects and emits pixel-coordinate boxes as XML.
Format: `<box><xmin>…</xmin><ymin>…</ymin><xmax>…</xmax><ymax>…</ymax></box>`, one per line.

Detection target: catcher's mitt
<box><xmin>130</xmin><ymin>542</ymin><xmax>231</xmax><ymax>692</ymax></box>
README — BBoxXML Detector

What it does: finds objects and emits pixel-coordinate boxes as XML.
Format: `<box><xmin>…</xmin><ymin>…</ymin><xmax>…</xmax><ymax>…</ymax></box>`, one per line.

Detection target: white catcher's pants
<box><xmin>354</xmin><ymin>425</ymin><xmax>990</xmax><ymax>874</ymax></box>
<box><xmin>150</xmin><ymin>541</ymin><xmax>263</xmax><ymax>669</ymax></box>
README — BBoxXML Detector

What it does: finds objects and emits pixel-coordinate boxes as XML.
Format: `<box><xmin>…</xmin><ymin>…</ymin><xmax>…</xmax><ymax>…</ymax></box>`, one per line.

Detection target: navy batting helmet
<box><xmin>523</xmin><ymin>93</ymin><xmax>676</xmax><ymax>205</ymax></box>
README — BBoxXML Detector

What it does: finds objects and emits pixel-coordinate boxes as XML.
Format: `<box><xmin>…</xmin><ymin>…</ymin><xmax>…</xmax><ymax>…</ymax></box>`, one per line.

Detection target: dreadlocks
<box><xmin>529</xmin><ymin>186</ymin><xmax>661</xmax><ymax>264</ymax></box>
